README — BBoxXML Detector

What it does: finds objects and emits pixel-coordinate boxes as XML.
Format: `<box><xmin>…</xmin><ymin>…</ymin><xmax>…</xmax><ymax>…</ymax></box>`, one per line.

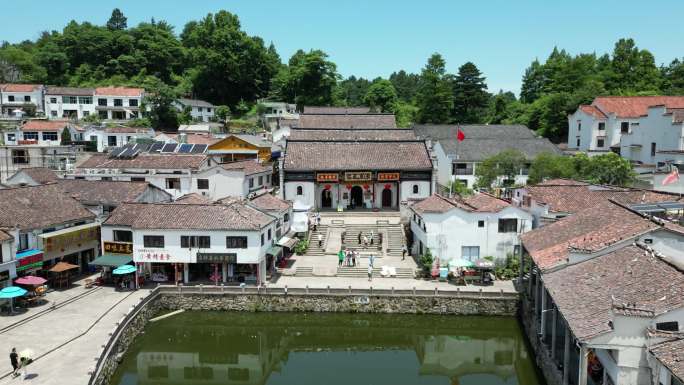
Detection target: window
<box><xmin>78</xmin><ymin>96</ymin><xmax>92</xmax><ymax>104</ymax></box>
<box><xmin>296</xmin><ymin>186</ymin><xmax>303</xmax><ymax>195</ymax></box>
<box><xmin>284</xmin><ymin>213</ymin><xmax>289</xmax><ymax>222</ymax></box>
<box><xmin>498</xmin><ymin>218</ymin><xmax>518</xmax><ymax>233</ymax></box>
<box><xmin>107</xmin><ymin>136</ymin><xmax>117</xmax><ymax>147</ymax></box>
<box><xmin>249</xmin><ymin>178</ymin><xmax>254</xmax><ymax>188</ymax></box>
<box><xmin>207</xmin><ymin>108</ymin><xmax>211</xmax><ymax>113</ymax></box>
<box><xmin>49</xmin><ymin>97</ymin><xmax>57</xmax><ymax>103</ymax></box>
<box><xmin>197</xmin><ymin>179</ymin><xmax>209</xmax><ymax>190</ymax></box>
<box><xmin>598</xmin><ymin>122</ymin><xmax>605</xmax><ymax>131</ymax></box>
<box><xmin>83</xmin><ymin>111</ymin><xmax>90</xmax><ymax>116</ymax></box>
<box><xmin>655</xmin><ymin>321</ymin><xmax>679</xmax><ymax>332</ymax></box>
<box><xmin>261</xmin><ymin>234</ymin><xmax>265</xmax><ymax>246</ymax></box>
<box><xmin>113</xmin><ymin>230</ymin><xmax>133</xmax><ymax>243</ymax></box>
<box><xmin>266</xmin><ymin>175</ymin><xmax>270</xmax><ymax>184</ymax></box>
<box><xmin>198</xmin><ymin>107</ymin><xmax>203</xmax><ymax>112</ymax></box>
<box><xmin>181</xmin><ymin>236</ymin><xmax>211</xmax><ymax>248</ymax></box>
<box><xmin>98</xmin><ymin>111</ymin><xmax>108</xmax><ymax>119</ymax></box>
<box><xmin>24</xmin><ymin>95</ymin><xmax>31</xmax><ymax>102</ymax></box>
<box><xmin>166</xmin><ymin>178</ymin><xmax>181</xmax><ymax>190</ymax></box>
<box><xmin>143</xmin><ymin>235</ymin><xmax>164</xmax><ymax>248</ymax></box>
<box><xmin>621</xmin><ymin>122</ymin><xmax>629</xmax><ymax>133</ymax></box>
<box><xmin>267</xmin><ymin>229</ymin><xmax>272</xmax><ymax>240</ymax></box>
<box><xmin>258</xmin><ymin>176</ymin><xmax>263</xmax><ymax>185</ymax></box>
<box><xmin>453</xmin><ymin>163</ymin><xmax>473</xmax><ymax>175</ymax></box>
<box><xmin>651</xmin><ymin>142</ymin><xmax>656</xmax><ymax>157</ymax></box>
<box><xmin>8</xmin><ymin>95</ymin><xmax>14</xmax><ymax>102</ymax></box>
<box><xmin>577</xmin><ymin>121</ymin><xmax>581</xmax><ymax>131</ymax></box>
<box><xmin>11</xmin><ymin>149</ymin><xmax>29</xmax><ymax>164</ymax></box>
<box><xmin>19</xmin><ymin>233</ymin><xmax>29</xmax><ymax>251</ymax></box>
<box><xmin>131</xmin><ymin>177</ymin><xmax>145</xmax><ymax>182</ymax></box>
<box><xmin>478</xmin><ymin>220</ymin><xmax>485</xmax><ymax>228</ymax></box>
<box><xmin>51</xmin><ymin>111</ymin><xmax>58</xmax><ymax>117</ymax></box>
<box><xmin>114</xmin><ymin>99</ymin><xmax>123</xmax><ymax>107</ymax></box>
<box><xmin>129</xmin><ymin>99</ymin><xmax>138</xmax><ymax>107</ymax></box>
<box><xmin>7</xmin><ymin>133</ymin><xmax>15</xmax><ymax>141</ymax></box>
<box><xmin>597</xmin><ymin>138</ymin><xmax>605</xmax><ymax>148</ymax></box>
<box><xmin>42</xmin><ymin>132</ymin><xmax>58</xmax><ymax>141</ymax></box>
<box><xmin>226</xmin><ymin>236</ymin><xmax>248</xmax><ymax>248</ymax></box>
<box><xmin>98</xmin><ymin>98</ymin><xmax>107</xmax><ymax>106</ymax></box>
<box><xmin>101</xmin><ymin>177</ymin><xmax>112</xmax><ymax>181</ymax></box>
<box><xmin>62</xmin><ymin>96</ymin><xmax>77</xmax><ymax>104</ymax></box>
<box><xmin>23</xmin><ymin>132</ymin><xmax>38</xmax><ymax>141</ymax></box>
<box><xmin>576</xmin><ymin>137</ymin><xmax>580</xmax><ymax>147</ymax></box>
<box><xmin>462</xmin><ymin>246</ymin><xmax>480</xmax><ymax>261</ymax></box>
<box><xmin>412</xmin><ymin>184</ymin><xmax>419</xmax><ymax>194</ymax></box>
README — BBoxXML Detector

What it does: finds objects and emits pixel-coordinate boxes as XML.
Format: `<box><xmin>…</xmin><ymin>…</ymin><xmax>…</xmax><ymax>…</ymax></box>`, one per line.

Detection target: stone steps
<box><xmin>336</xmin><ymin>266</ymin><xmax>415</xmax><ymax>279</ymax></box>
<box><xmin>295</xmin><ymin>266</ymin><xmax>314</xmax><ymax>277</ymax></box>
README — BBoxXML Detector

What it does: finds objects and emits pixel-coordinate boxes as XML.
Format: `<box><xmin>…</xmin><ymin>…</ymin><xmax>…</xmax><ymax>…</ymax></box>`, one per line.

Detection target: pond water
<box><xmin>110</xmin><ymin>312</ymin><xmax>544</xmax><ymax>385</ymax></box>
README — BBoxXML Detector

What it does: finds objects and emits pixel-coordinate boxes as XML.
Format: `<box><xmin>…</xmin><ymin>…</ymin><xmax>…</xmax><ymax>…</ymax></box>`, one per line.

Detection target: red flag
<box><xmin>662</xmin><ymin>168</ymin><xmax>680</xmax><ymax>186</ymax></box>
<box><xmin>457</xmin><ymin>129</ymin><xmax>465</xmax><ymax>142</ymax></box>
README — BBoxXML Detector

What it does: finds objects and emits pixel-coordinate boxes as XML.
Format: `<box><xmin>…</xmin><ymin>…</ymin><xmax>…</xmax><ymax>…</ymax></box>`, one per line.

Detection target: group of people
<box><xmin>338</xmin><ymin>249</ymin><xmax>359</xmax><ymax>267</ymax></box>
<box><xmin>357</xmin><ymin>230</ymin><xmax>375</xmax><ymax>248</ymax></box>
<box><xmin>9</xmin><ymin>347</ymin><xmax>30</xmax><ymax>379</ymax></box>
<box><xmin>310</xmin><ymin>212</ymin><xmax>321</xmax><ymax>232</ymax></box>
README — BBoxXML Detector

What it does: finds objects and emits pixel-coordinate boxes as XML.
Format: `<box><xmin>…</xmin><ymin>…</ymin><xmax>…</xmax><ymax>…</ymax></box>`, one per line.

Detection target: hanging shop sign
<box><xmin>196</xmin><ymin>253</ymin><xmax>237</xmax><ymax>264</ymax></box>
<box><xmin>344</xmin><ymin>171</ymin><xmax>372</xmax><ymax>182</ymax></box>
<box><xmin>41</xmin><ymin>224</ymin><xmax>99</xmax><ymax>253</ymax></box>
<box><xmin>316</xmin><ymin>173</ymin><xmax>339</xmax><ymax>182</ymax></box>
<box><xmin>377</xmin><ymin>172</ymin><xmax>400</xmax><ymax>181</ymax></box>
<box><xmin>134</xmin><ymin>248</ymin><xmax>193</xmax><ymax>263</ymax></box>
<box><xmin>103</xmin><ymin>241</ymin><xmax>133</xmax><ymax>255</ymax></box>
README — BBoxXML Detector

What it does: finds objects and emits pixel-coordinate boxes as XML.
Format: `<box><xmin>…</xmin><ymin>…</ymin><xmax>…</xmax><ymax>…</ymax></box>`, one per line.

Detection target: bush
<box><xmin>294</xmin><ymin>240</ymin><xmax>309</xmax><ymax>255</ymax></box>
<box><xmin>419</xmin><ymin>249</ymin><xmax>433</xmax><ymax>277</ymax></box>
<box><xmin>494</xmin><ymin>253</ymin><xmax>520</xmax><ymax>280</ymax></box>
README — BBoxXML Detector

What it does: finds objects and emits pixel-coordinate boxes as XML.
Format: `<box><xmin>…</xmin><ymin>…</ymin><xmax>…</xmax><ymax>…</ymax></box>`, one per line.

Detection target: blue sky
<box><xmin>3</xmin><ymin>0</ymin><xmax>683</xmax><ymax>94</ymax></box>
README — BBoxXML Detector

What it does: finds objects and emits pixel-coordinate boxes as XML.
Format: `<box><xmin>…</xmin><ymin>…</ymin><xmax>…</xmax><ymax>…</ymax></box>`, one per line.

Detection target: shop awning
<box><xmin>266</xmin><ymin>245</ymin><xmax>283</xmax><ymax>258</ymax></box>
<box><xmin>16</xmin><ymin>249</ymin><xmax>43</xmax><ymax>259</ymax></box>
<box><xmin>89</xmin><ymin>254</ymin><xmax>132</xmax><ymax>267</ymax></box>
<box><xmin>16</xmin><ymin>249</ymin><xmax>44</xmax><ymax>273</ymax></box>
<box><xmin>277</xmin><ymin>235</ymin><xmax>299</xmax><ymax>249</ymax></box>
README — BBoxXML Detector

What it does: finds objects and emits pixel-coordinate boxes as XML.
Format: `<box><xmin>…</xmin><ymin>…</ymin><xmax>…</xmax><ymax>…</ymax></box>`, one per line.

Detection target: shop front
<box><xmin>15</xmin><ymin>249</ymin><xmax>44</xmax><ymax>277</ymax></box>
<box><xmin>39</xmin><ymin>223</ymin><xmax>100</xmax><ymax>274</ymax></box>
<box><xmin>134</xmin><ymin>247</ymin><xmax>193</xmax><ymax>284</ymax></box>
<box><xmin>90</xmin><ymin>241</ymin><xmax>134</xmax><ymax>283</ymax></box>
<box><xmin>314</xmin><ymin>171</ymin><xmax>401</xmax><ymax>210</ymax></box>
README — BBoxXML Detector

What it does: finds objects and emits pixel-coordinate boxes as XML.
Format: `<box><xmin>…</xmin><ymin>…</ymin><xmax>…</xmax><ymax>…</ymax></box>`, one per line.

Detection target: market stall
<box><xmin>48</xmin><ymin>262</ymin><xmax>79</xmax><ymax>288</ymax></box>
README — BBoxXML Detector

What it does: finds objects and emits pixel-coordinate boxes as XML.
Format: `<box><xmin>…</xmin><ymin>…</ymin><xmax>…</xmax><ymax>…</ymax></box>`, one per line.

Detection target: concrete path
<box><xmin>0</xmin><ymin>280</ymin><xmax>150</xmax><ymax>385</ymax></box>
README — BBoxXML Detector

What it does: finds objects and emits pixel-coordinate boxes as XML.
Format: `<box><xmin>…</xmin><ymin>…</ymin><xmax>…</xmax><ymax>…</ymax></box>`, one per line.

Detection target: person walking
<box><xmin>9</xmin><ymin>348</ymin><xmax>18</xmax><ymax>377</ymax></box>
<box><xmin>312</xmin><ymin>215</ymin><xmax>317</xmax><ymax>232</ymax></box>
<box><xmin>369</xmin><ymin>230</ymin><xmax>374</xmax><ymax>245</ymax></box>
<box><xmin>402</xmin><ymin>244</ymin><xmax>408</xmax><ymax>260</ymax></box>
<box><xmin>367</xmin><ymin>263</ymin><xmax>373</xmax><ymax>281</ymax></box>
<box><xmin>351</xmin><ymin>251</ymin><xmax>356</xmax><ymax>267</ymax></box>
<box><xmin>358</xmin><ymin>232</ymin><xmax>362</xmax><ymax>245</ymax></box>
<box><xmin>362</xmin><ymin>235</ymin><xmax>369</xmax><ymax>248</ymax></box>
<box><xmin>338</xmin><ymin>249</ymin><xmax>344</xmax><ymax>267</ymax></box>
<box><xmin>369</xmin><ymin>253</ymin><xmax>375</xmax><ymax>268</ymax></box>
<box><xmin>317</xmin><ymin>233</ymin><xmax>323</xmax><ymax>248</ymax></box>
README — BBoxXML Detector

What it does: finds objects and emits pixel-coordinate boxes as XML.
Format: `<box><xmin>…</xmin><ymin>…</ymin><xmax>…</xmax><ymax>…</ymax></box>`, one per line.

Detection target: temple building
<box><xmin>280</xmin><ymin>121</ymin><xmax>434</xmax><ymax>211</ymax></box>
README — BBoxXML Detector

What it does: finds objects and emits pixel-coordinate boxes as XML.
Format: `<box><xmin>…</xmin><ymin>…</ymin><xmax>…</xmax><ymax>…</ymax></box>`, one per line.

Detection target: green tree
<box><xmin>106</xmin><ymin>8</ymin><xmax>128</xmax><ymax>30</ymax></box>
<box><xmin>474</xmin><ymin>150</ymin><xmax>527</xmax><ymax>189</ymax></box>
<box><xmin>215</xmin><ymin>105</ymin><xmax>230</xmax><ymax>121</ymax></box>
<box><xmin>389</xmin><ymin>70</ymin><xmax>420</xmax><ymax>102</ymax></box>
<box><xmin>487</xmin><ymin>91</ymin><xmax>517</xmax><ymax>124</ymax></box>
<box><xmin>142</xmin><ymin>77</ymin><xmax>179</xmax><ymax>130</ymax></box>
<box><xmin>662</xmin><ymin>58</ymin><xmax>684</xmax><ymax>95</ymax></box>
<box><xmin>527</xmin><ymin>152</ymin><xmax>578</xmax><ymax>184</ymax></box>
<box><xmin>416</xmin><ymin>53</ymin><xmax>453</xmax><ymax>124</ymax></box>
<box><xmin>452</xmin><ymin>61</ymin><xmax>490</xmax><ymax>123</ymax></box>
<box><xmin>363</xmin><ymin>79</ymin><xmax>398</xmax><ymax>113</ymax></box>
<box><xmin>335</xmin><ymin>76</ymin><xmax>371</xmax><ymax>106</ymax></box>
<box><xmin>270</xmin><ymin>49</ymin><xmax>339</xmax><ymax>107</ymax></box>
<box><xmin>578</xmin><ymin>152</ymin><xmax>635</xmax><ymax>185</ymax></box>
<box><xmin>60</xmin><ymin>127</ymin><xmax>72</xmax><ymax>145</ymax></box>
<box><xmin>394</xmin><ymin>101</ymin><xmax>419</xmax><ymax>128</ymax></box>
<box><xmin>520</xmin><ymin>59</ymin><xmax>545</xmax><ymax>103</ymax></box>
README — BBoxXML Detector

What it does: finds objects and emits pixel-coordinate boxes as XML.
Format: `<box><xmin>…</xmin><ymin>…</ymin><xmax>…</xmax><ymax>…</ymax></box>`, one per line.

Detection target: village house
<box><xmin>414</xmin><ymin>124</ymin><xmax>561</xmax><ymax>189</ymax></box>
<box><xmin>0</xmin><ymin>144</ymin><xmax>85</xmax><ymax>183</ymax></box>
<box><xmin>259</xmin><ymin>101</ymin><xmax>298</xmax><ymax>132</ymax></box>
<box><xmin>0</xmin><ymin>183</ymin><xmax>98</xmax><ymax>276</ymax></box>
<box><xmin>520</xmin><ymin>199</ymin><xmax>684</xmax><ymax>385</ymax></box>
<box><xmin>94</xmin><ymin>86</ymin><xmax>143</xmax><ymax>121</ymax></box>
<box><xmin>44</xmin><ymin>86</ymin><xmax>95</xmax><ymax>120</ymax></box>
<box><xmin>3</xmin><ymin>120</ymin><xmax>79</xmax><ymax>147</ymax></box>
<box><xmin>82</xmin><ymin>125</ymin><xmax>155</xmax><ymax>152</ymax></box>
<box><xmin>174</xmin><ymin>98</ymin><xmax>216</xmax><ymax>122</ymax></box>
<box><xmin>248</xmin><ymin>193</ymin><xmax>293</xmax><ymax>239</ymax></box>
<box><xmin>409</xmin><ymin>193</ymin><xmax>532</xmax><ymax>262</ymax></box>
<box><xmin>207</xmin><ymin>134</ymin><xmax>273</xmax><ymax>163</ymax></box>
<box><xmin>5</xmin><ymin>167</ymin><xmax>59</xmax><ymax>186</ymax></box>
<box><xmin>101</xmin><ymin>201</ymin><xmax>276</xmax><ymax>285</ymax></box>
<box><xmin>0</xmin><ymin>230</ymin><xmax>15</xmax><ymax>289</ymax></box>
<box><xmin>648</xmin><ymin>337</ymin><xmax>684</xmax><ymax>385</ymax></box>
<box><xmin>0</xmin><ymin>84</ymin><xmax>44</xmax><ymax>117</ymax></box>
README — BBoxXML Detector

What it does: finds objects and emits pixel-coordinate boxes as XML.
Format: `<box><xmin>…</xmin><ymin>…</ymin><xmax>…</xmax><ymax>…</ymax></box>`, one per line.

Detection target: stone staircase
<box><xmin>306</xmin><ymin>225</ymin><xmax>329</xmax><ymax>256</ymax></box>
<box><xmin>340</xmin><ymin>223</ymin><xmax>404</xmax><ymax>257</ymax></box>
<box><xmin>295</xmin><ymin>266</ymin><xmax>314</xmax><ymax>277</ymax></box>
<box><xmin>336</xmin><ymin>266</ymin><xmax>415</xmax><ymax>279</ymax></box>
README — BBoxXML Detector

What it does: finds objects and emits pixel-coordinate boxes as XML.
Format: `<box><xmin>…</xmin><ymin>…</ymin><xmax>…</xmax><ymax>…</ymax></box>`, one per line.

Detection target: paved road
<box><xmin>0</xmin><ymin>280</ymin><xmax>149</xmax><ymax>385</ymax></box>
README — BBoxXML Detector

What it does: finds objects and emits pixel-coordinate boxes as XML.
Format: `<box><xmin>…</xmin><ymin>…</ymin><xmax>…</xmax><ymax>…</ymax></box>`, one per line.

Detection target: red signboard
<box><xmin>17</xmin><ymin>253</ymin><xmax>43</xmax><ymax>272</ymax></box>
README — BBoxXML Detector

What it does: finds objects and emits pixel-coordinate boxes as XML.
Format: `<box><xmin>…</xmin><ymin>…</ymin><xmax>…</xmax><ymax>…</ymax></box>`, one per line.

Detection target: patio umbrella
<box><xmin>15</xmin><ymin>276</ymin><xmax>47</xmax><ymax>286</ymax></box>
<box><xmin>0</xmin><ymin>286</ymin><xmax>28</xmax><ymax>314</ymax></box>
<box><xmin>473</xmin><ymin>259</ymin><xmax>495</xmax><ymax>269</ymax></box>
<box><xmin>448</xmin><ymin>258</ymin><xmax>474</xmax><ymax>268</ymax></box>
<box><xmin>112</xmin><ymin>265</ymin><xmax>136</xmax><ymax>275</ymax></box>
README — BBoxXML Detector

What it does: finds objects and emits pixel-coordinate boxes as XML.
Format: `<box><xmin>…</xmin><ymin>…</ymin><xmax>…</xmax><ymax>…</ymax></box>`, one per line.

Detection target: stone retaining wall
<box><xmin>521</xmin><ymin>296</ymin><xmax>563</xmax><ymax>385</ymax></box>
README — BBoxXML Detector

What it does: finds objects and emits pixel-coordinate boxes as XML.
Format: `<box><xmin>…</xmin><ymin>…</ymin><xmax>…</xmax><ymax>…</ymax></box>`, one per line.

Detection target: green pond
<box><xmin>110</xmin><ymin>312</ymin><xmax>544</xmax><ymax>385</ymax></box>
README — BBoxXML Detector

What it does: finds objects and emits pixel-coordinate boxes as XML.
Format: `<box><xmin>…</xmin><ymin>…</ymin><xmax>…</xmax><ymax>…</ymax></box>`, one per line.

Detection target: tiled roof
<box><xmin>413</xmin><ymin>124</ymin><xmax>536</xmax><ymax>141</ymax></box>
<box><xmin>650</xmin><ymin>338</ymin><xmax>684</xmax><ymax>382</ymax></box>
<box><xmin>543</xmin><ymin>244</ymin><xmax>684</xmax><ymax>341</ymax></box>
<box><xmin>536</xmin><ymin>178</ymin><xmax>589</xmax><ymax>187</ymax></box>
<box><xmin>524</xmin><ymin>183</ymin><xmax>680</xmax><ymax>214</ymax></box>
<box><xmin>104</xmin><ymin>202</ymin><xmax>274</xmax><ymax>230</ymax></box>
<box><xmin>103</xmin><ymin>126</ymin><xmax>153</xmax><ymax>134</ymax></box>
<box><xmin>299</xmin><ymin>114</ymin><xmax>396</xmax><ymax>129</ymax></box>
<box><xmin>94</xmin><ymin>87</ymin><xmax>143</xmax><ymax>97</ymax></box>
<box><xmin>593</xmin><ymin>96</ymin><xmax>684</xmax><ymax>118</ymax></box>
<box><xmin>11</xmin><ymin>167</ymin><xmax>59</xmax><ymax>184</ymax></box>
<box><xmin>283</xmin><ymin>141</ymin><xmax>432</xmax><ymax>171</ymax></box>
<box><xmin>0</xmin><ymin>230</ymin><xmax>12</xmax><ymax>242</ymax></box>
<box><xmin>232</xmin><ymin>134</ymin><xmax>272</xmax><ymax>148</ymax></box>
<box><xmin>174</xmin><ymin>193</ymin><xmax>213</xmax><ymax>204</ymax></box>
<box><xmin>303</xmin><ymin>106</ymin><xmax>371</xmax><ymax>114</ymax></box>
<box><xmin>250</xmin><ymin>193</ymin><xmax>291</xmax><ymax>212</ymax></box>
<box><xmin>0</xmin><ymin>184</ymin><xmax>95</xmax><ymax>230</ymax></box>
<box><xmin>288</xmin><ymin>129</ymin><xmax>416</xmax><ymax>141</ymax></box>
<box><xmin>178</xmin><ymin>98</ymin><xmax>214</xmax><ymax>108</ymax></box>
<box><xmin>1</xmin><ymin>84</ymin><xmax>40</xmax><ymax>92</ymax></box>
<box><xmin>45</xmin><ymin>86</ymin><xmax>94</xmax><ymax>96</ymax></box>
<box><xmin>57</xmin><ymin>179</ymin><xmax>164</xmax><ymax>206</ymax></box>
<box><xmin>21</xmin><ymin>120</ymin><xmax>69</xmax><ymax>131</ymax></box>
<box><xmin>579</xmin><ymin>105</ymin><xmax>607</xmax><ymax>119</ymax></box>
<box><xmin>165</xmin><ymin>133</ymin><xmax>221</xmax><ymax>145</ymax></box>
<box><xmin>521</xmin><ymin>200</ymin><xmax>658</xmax><ymax>270</ymax></box>
<box><xmin>439</xmin><ymin>137</ymin><xmax>561</xmax><ymax>161</ymax></box>
<box><xmin>411</xmin><ymin>193</ymin><xmax>511</xmax><ymax>215</ymax></box>
<box><xmin>221</xmin><ymin>160</ymin><xmax>272</xmax><ymax>175</ymax></box>
<box><xmin>77</xmin><ymin>154</ymin><xmax>207</xmax><ymax>170</ymax></box>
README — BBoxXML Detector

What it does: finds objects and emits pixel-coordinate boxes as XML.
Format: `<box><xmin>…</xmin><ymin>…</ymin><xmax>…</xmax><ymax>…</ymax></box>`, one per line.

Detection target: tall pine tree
<box><xmin>416</xmin><ymin>53</ymin><xmax>453</xmax><ymax>124</ymax></box>
<box><xmin>452</xmin><ymin>61</ymin><xmax>490</xmax><ymax>123</ymax></box>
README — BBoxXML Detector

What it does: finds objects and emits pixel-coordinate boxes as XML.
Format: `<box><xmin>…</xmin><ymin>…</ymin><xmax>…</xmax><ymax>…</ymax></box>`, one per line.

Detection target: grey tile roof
<box><xmin>11</xmin><ymin>167</ymin><xmax>59</xmax><ymax>184</ymax></box>
<box><xmin>303</xmin><ymin>106</ymin><xmax>371</xmax><ymax>114</ymax></box>
<box><xmin>77</xmin><ymin>154</ymin><xmax>207</xmax><ymax>170</ymax></box>
<box><xmin>439</xmin><ymin>137</ymin><xmax>561</xmax><ymax>161</ymax></box>
<box><xmin>0</xmin><ymin>184</ymin><xmax>95</xmax><ymax>230</ymax></box>
<box><xmin>57</xmin><ymin>179</ymin><xmax>167</xmax><ymax>206</ymax></box>
<box><xmin>650</xmin><ymin>338</ymin><xmax>684</xmax><ymax>382</ymax></box>
<box><xmin>288</xmin><ymin>129</ymin><xmax>416</xmax><ymax>141</ymax></box>
<box><xmin>233</xmin><ymin>134</ymin><xmax>272</xmax><ymax>148</ymax></box>
<box><xmin>45</xmin><ymin>86</ymin><xmax>94</xmax><ymax>96</ymax></box>
<box><xmin>299</xmin><ymin>114</ymin><xmax>396</xmax><ymax>129</ymax></box>
<box><xmin>413</xmin><ymin>124</ymin><xmax>537</xmax><ymax>141</ymax></box>
<box><xmin>411</xmin><ymin>193</ymin><xmax>511</xmax><ymax>214</ymax></box>
<box><xmin>104</xmin><ymin>202</ymin><xmax>274</xmax><ymax>230</ymax></box>
<box><xmin>178</xmin><ymin>98</ymin><xmax>215</xmax><ymax>108</ymax></box>
<box><xmin>250</xmin><ymin>193</ymin><xmax>291</xmax><ymax>212</ymax></box>
<box><xmin>221</xmin><ymin>160</ymin><xmax>272</xmax><ymax>175</ymax></box>
<box><xmin>283</xmin><ymin>141</ymin><xmax>432</xmax><ymax>171</ymax></box>
<box><xmin>543</xmin><ymin>244</ymin><xmax>684</xmax><ymax>342</ymax></box>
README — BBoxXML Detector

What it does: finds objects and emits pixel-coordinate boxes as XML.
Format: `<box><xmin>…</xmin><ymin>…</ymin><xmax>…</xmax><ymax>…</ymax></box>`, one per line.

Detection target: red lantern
<box><xmin>346</xmin><ymin>184</ymin><xmax>352</xmax><ymax>190</ymax></box>
<box><xmin>363</xmin><ymin>184</ymin><xmax>370</xmax><ymax>190</ymax></box>
<box><xmin>324</xmin><ymin>184</ymin><xmax>331</xmax><ymax>190</ymax></box>
<box><xmin>384</xmin><ymin>184</ymin><xmax>392</xmax><ymax>190</ymax></box>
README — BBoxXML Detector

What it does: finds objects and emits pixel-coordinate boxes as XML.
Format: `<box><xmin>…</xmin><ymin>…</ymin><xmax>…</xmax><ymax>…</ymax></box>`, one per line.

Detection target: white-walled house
<box><xmin>102</xmin><ymin>201</ymin><xmax>276</xmax><ymax>285</ymax></box>
<box><xmin>409</xmin><ymin>193</ymin><xmax>532</xmax><ymax>262</ymax></box>
<box><xmin>248</xmin><ymin>193</ymin><xmax>292</xmax><ymax>239</ymax></box>
<box><xmin>568</xmin><ymin>96</ymin><xmax>684</xmax><ymax>154</ymax></box>
<box><xmin>3</xmin><ymin>120</ymin><xmax>79</xmax><ymax>147</ymax></box>
<box><xmin>45</xmin><ymin>87</ymin><xmax>95</xmax><ymax>120</ymax></box>
<box><xmin>174</xmin><ymin>98</ymin><xmax>215</xmax><ymax>122</ymax></box>
<box><xmin>94</xmin><ymin>87</ymin><xmax>143</xmax><ymax>121</ymax></box>
<box><xmin>0</xmin><ymin>230</ymin><xmax>16</xmax><ymax>289</ymax></box>
<box><xmin>82</xmin><ymin>126</ymin><xmax>155</xmax><ymax>152</ymax></box>
<box><xmin>0</xmin><ymin>84</ymin><xmax>44</xmax><ymax>117</ymax></box>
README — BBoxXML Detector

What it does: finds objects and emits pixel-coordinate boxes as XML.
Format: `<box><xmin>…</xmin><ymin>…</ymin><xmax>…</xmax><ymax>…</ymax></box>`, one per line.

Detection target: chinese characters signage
<box><xmin>43</xmin><ymin>226</ymin><xmax>99</xmax><ymax>253</ymax></box>
<box><xmin>316</xmin><ymin>173</ymin><xmax>339</xmax><ymax>182</ymax></box>
<box><xmin>103</xmin><ymin>241</ymin><xmax>133</xmax><ymax>255</ymax></box>
<box><xmin>377</xmin><ymin>172</ymin><xmax>400</xmax><ymax>181</ymax></box>
<box><xmin>344</xmin><ymin>171</ymin><xmax>372</xmax><ymax>182</ymax></box>
<box><xmin>197</xmin><ymin>253</ymin><xmax>237</xmax><ymax>263</ymax></box>
<box><xmin>134</xmin><ymin>248</ymin><xmax>193</xmax><ymax>263</ymax></box>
